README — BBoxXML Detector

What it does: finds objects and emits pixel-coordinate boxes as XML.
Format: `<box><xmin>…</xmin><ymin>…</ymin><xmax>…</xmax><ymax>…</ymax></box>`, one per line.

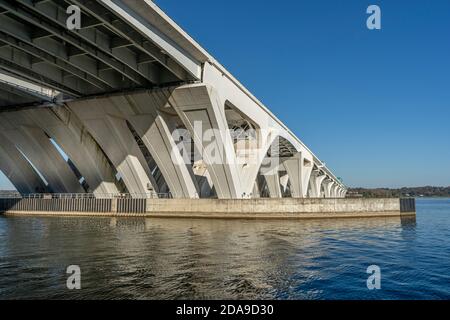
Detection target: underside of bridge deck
<box><xmin>0</xmin><ymin>0</ymin><xmax>200</xmax><ymax>105</ymax></box>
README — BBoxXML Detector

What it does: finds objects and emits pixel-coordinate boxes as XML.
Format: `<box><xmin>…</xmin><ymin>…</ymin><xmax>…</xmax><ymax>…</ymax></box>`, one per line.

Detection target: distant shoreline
<box><xmin>348</xmin><ymin>187</ymin><xmax>450</xmax><ymax>198</ymax></box>
<box><xmin>1</xmin><ymin>187</ymin><xmax>450</xmax><ymax>199</ymax></box>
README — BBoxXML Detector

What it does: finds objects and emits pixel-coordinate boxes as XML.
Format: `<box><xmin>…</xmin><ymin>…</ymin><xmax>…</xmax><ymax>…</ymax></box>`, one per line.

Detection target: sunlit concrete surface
<box><xmin>0</xmin><ymin>0</ymin><xmax>346</xmax><ymax>199</ymax></box>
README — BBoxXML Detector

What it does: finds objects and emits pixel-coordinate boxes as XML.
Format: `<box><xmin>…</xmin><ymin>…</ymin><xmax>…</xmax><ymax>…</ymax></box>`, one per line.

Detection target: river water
<box><xmin>0</xmin><ymin>198</ymin><xmax>449</xmax><ymax>299</ymax></box>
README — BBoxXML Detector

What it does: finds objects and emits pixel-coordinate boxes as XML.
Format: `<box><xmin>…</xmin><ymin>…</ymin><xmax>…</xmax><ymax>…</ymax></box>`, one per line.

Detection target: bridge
<box><xmin>0</xmin><ymin>0</ymin><xmax>347</xmax><ymax>199</ymax></box>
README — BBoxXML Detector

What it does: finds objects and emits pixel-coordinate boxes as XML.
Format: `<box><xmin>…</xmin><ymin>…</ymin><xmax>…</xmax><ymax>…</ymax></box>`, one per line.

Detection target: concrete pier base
<box><xmin>0</xmin><ymin>198</ymin><xmax>416</xmax><ymax>220</ymax></box>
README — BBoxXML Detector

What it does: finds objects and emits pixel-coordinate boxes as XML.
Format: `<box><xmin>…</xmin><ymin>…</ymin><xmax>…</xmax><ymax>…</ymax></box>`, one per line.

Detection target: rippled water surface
<box><xmin>0</xmin><ymin>198</ymin><xmax>449</xmax><ymax>299</ymax></box>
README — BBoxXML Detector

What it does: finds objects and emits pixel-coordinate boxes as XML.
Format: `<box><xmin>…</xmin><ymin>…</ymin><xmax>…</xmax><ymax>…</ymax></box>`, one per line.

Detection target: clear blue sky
<box><xmin>1</xmin><ymin>0</ymin><xmax>449</xmax><ymax>189</ymax></box>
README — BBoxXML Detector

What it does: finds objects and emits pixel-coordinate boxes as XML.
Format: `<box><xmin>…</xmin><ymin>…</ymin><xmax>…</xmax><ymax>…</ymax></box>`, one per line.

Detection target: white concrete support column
<box><xmin>280</xmin><ymin>173</ymin><xmax>289</xmax><ymax>194</ymax></box>
<box><xmin>322</xmin><ymin>180</ymin><xmax>335</xmax><ymax>198</ymax></box>
<box><xmin>67</xmin><ymin>100</ymin><xmax>158</xmax><ymax>197</ymax></box>
<box><xmin>29</xmin><ymin>107</ymin><xmax>119</xmax><ymax>195</ymax></box>
<box><xmin>0</xmin><ymin>126</ymin><xmax>84</xmax><ymax>193</ymax></box>
<box><xmin>263</xmin><ymin>170</ymin><xmax>282</xmax><ymax>198</ymax></box>
<box><xmin>0</xmin><ymin>112</ymin><xmax>87</xmax><ymax>193</ymax></box>
<box><xmin>0</xmin><ymin>133</ymin><xmax>46</xmax><ymax>194</ymax></box>
<box><xmin>120</xmin><ymin>92</ymin><xmax>199</xmax><ymax>199</ymax></box>
<box><xmin>308</xmin><ymin>172</ymin><xmax>327</xmax><ymax>198</ymax></box>
<box><xmin>252</xmin><ymin>181</ymin><xmax>261</xmax><ymax>198</ymax></box>
<box><xmin>170</xmin><ymin>84</ymin><xmax>243</xmax><ymax>199</ymax></box>
<box><xmin>331</xmin><ymin>184</ymin><xmax>340</xmax><ymax>198</ymax></box>
<box><xmin>235</xmin><ymin>131</ymin><xmax>278</xmax><ymax>199</ymax></box>
<box><xmin>130</xmin><ymin>114</ymin><xmax>199</xmax><ymax>198</ymax></box>
<box><xmin>282</xmin><ymin>153</ymin><xmax>314</xmax><ymax>198</ymax></box>
<box><xmin>193</xmin><ymin>164</ymin><xmax>214</xmax><ymax>198</ymax></box>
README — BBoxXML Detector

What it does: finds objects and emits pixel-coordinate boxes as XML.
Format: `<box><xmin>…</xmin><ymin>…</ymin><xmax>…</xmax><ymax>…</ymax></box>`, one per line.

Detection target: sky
<box><xmin>1</xmin><ymin>0</ymin><xmax>450</xmax><ymax>189</ymax></box>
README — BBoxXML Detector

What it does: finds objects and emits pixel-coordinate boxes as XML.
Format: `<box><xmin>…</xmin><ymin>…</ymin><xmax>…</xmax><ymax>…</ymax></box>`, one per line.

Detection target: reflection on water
<box><xmin>0</xmin><ymin>199</ymin><xmax>449</xmax><ymax>299</ymax></box>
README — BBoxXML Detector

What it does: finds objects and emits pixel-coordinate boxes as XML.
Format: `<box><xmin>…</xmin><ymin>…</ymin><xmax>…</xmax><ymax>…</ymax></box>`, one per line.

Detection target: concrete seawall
<box><xmin>0</xmin><ymin>198</ymin><xmax>416</xmax><ymax>220</ymax></box>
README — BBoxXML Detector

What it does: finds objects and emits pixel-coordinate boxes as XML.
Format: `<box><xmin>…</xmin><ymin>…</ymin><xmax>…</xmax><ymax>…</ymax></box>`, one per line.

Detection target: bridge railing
<box><xmin>0</xmin><ymin>76</ymin><xmax>56</xmax><ymax>100</ymax></box>
<box><xmin>0</xmin><ymin>192</ymin><xmax>22</xmax><ymax>199</ymax></box>
<box><xmin>15</xmin><ymin>193</ymin><xmax>173</xmax><ymax>200</ymax></box>
<box><xmin>0</xmin><ymin>193</ymin><xmax>171</xmax><ymax>214</ymax></box>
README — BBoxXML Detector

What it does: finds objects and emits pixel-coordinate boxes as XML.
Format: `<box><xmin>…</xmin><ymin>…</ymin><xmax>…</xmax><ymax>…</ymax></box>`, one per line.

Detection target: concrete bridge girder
<box><xmin>0</xmin><ymin>116</ymin><xmax>84</xmax><ymax>193</ymax></box>
<box><xmin>19</xmin><ymin>126</ymin><xmax>85</xmax><ymax>193</ymax></box>
<box><xmin>169</xmin><ymin>83</ymin><xmax>294</xmax><ymax>199</ymax></box>
<box><xmin>199</xmin><ymin>63</ymin><xmax>345</xmax><ymax>198</ymax></box>
<box><xmin>280</xmin><ymin>173</ymin><xmax>290</xmax><ymax>194</ymax></box>
<box><xmin>263</xmin><ymin>170</ymin><xmax>283</xmax><ymax>199</ymax></box>
<box><xmin>0</xmin><ymin>82</ymin><xmax>346</xmax><ymax>199</ymax></box>
<box><xmin>251</xmin><ymin>180</ymin><xmax>261</xmax><ymax>198</ymax></box>
<box><xmin>0</xmin><ymin>132</ymin><xmax>46</xmax><ymax>193</ymax></box>
<box><xmin>67</xmin><ymin>92</ymin><xmax>200</xmax><ymax>199</ymax></box>
<box><xmin>309</xmin><ymin>172</ymin><xmax>327</xmax><ymax>198</ymax></box>
<box><xmin>0</xmin><ymin>110</ymin><xmax>89</xmax><ymax>193</ymax></box>
<box><xmin>282</xmin><ymin>153</ymin><xmax>314</xmax><ymax>198</ymax></box>
<box><xmin>65</xmin><ymin>90</ymin><xmax>199</xmax><ymax>198</ymax></box>
<box><xmin>28</xmin><ymin>107</ymin><xmax>120</xmax><ymax>195</ymax></box>
<box><xmin>113</xmin><ymin>92</ymin><xmax>200</xmax><ymax>199</ymax></box>
<box><xmin>0</xmin><ymin>1</ymin><xmax>347</xmax><ymax>198</ymax></box>
<box><xmin>66</xmin><ymin>100</ymin><xmax>158</xmax><ymax>196</ymax></box>
<box><xmin>0</xmin><ymin>107</ymin><xmax>120</xmax><ymax>195</ymax></box>
<box><xmin>322</xmin><ymin>180</ymin><xmax>336</xmax><ymax>198</ymax></box>
<box><xmin>128</xmin><ymin>113</ymin><xmax>199</xmax><ymax>199</ymax></box>
<box><xmin>0</xmin><ymin>109</ymin><xmax>119</xmax><ymax>194</ymax></box>
<box><xmin>168</xmin><ymin>83</ymin><xmax>325</xmax><ymax>199</ymax></box>
<box><xmin>169</xmin><ymin>84</ymin><xmax>245</xmax><ymax>199</ymax></box>
<box><xmin>331</xmin><ymin>184</ymin><xmax>340</xmax><ymax>198</ymax></box>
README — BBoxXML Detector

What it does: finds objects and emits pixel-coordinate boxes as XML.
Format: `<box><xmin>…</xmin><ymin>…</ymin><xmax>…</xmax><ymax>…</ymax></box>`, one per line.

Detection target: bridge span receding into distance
<box><xmin>0</xmin><ymin>0</ymin><xmax>347</xmax><ymax>199</ymax></box>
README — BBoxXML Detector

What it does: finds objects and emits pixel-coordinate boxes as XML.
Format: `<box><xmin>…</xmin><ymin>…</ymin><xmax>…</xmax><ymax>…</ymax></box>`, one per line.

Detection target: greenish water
<box><xmin>0</xmin><ymin>198</ymin><xmax>449</xmax><ymax>299</ymax></box>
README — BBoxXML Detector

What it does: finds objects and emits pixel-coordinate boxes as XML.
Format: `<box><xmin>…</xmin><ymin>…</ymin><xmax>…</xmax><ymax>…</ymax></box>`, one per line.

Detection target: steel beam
<box><xmin>70</xmin><ymin>0</ymin><xmax>192</xmax><ymax>82</ymax></box>
<box><xmin>0</xmin><ymin>57</ymin><xmax>82</xmax><ymax>97</ymax></box>
<box><xmin>11</xmin><ymin>0</ymin><xmax>161</xmax><ymax>85</ymax></box>
<box><xmin>0</xmin><ymin>81</ymin><xmax>52</xmax><ymax>104</ymax></box>
<box><xmin>100</xmin><ymin>0</ymin><xmax>202</xmax><ymax>79</ymax></box>
<box><xmin>0</xmin><ymin>0</ymin><xmax>151</xmax><ymax>87</ymax></box>
<box><xmin>0</xmin><ymin>31</ymin><xmax>109</xmax><ymax>92</ymax></box>
<box><xmin>0</xmin><ymin>45</ymin><xmax>92</xmax><ymax>95</ymax></box>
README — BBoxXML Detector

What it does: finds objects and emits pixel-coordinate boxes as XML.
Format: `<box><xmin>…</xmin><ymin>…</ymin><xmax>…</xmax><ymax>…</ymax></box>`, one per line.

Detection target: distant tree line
<box><xmin>348</xmin><ymin>186</ymin><xmax>450</xmax><ymax>198</ymax></box>
<box><xmin>1</xmin><ymin>187</ymin><xmax>449</xmax><ymax>199</ymax></box>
